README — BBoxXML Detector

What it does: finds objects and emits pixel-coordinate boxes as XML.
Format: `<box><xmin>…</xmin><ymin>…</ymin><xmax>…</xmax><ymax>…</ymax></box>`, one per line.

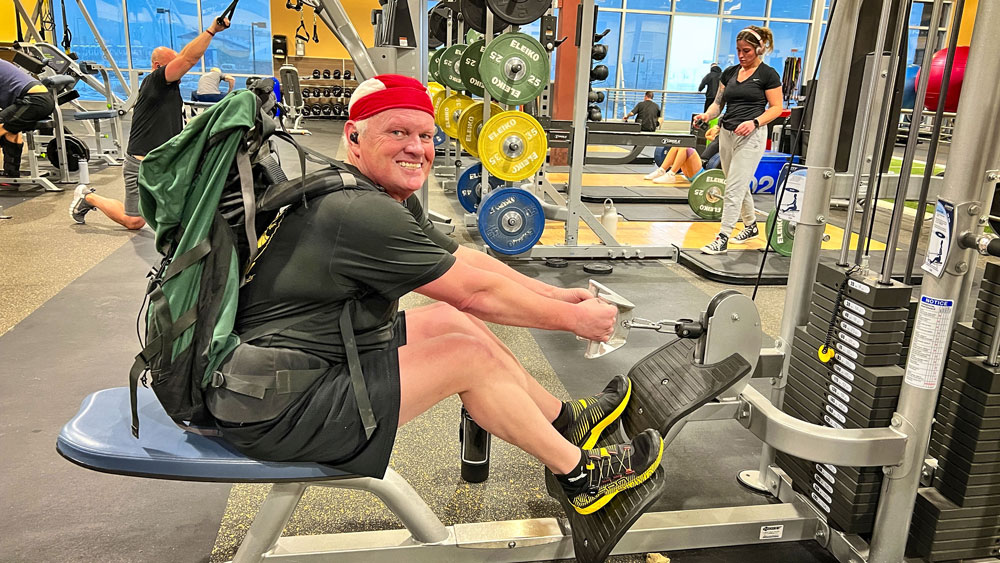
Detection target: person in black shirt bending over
<box><xmin>624</xmin><ymin>91</ymin><xmax>660</xmax><ymax>132</ymax></box>
<box><xmin>694</xmin><ymin>26</ymin><xmax>783</xmax><ymax>255</ymax></box>
<box><xmin>69</xmin><ymin>18</ymin><xmax>230</xmax><ymax>229</ymax></box>
<box><xmin>697</xmin><ymin>64</ymin><xmax>722</xmax><ymax>112</ymax></box>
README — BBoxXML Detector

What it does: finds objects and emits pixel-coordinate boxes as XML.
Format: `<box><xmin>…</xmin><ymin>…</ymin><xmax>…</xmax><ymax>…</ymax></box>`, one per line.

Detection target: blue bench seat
<box><xmin>57</xmin><ymin>387</ymin><xmax>354</xmax><ymax>483</ymax></box>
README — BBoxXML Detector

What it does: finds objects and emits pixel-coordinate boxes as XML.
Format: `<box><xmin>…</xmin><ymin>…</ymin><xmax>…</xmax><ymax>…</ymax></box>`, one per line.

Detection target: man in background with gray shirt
<box><xmin>193</xmin><ymin>67</ymin><xmax>235</xmax><ymax>102</ymax></box>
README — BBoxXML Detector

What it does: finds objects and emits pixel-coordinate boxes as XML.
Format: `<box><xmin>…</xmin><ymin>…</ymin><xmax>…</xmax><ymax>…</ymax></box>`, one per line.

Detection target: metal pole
<box><xmin>753</xmin><ymin>0</ymin><xmax>863</xmax><ymax>484</ymax></box>
<box><xmin>12</xmin><ymin>0</ymin><xmax>44</xmax><ymax>43</ymax></box>
<box><xmin>854</xmin><ymin>0</ymin><xmax>912</xmax><ymax>266</ymax></box>
<box><xmin>77</xmin><ymin>0</ymin><xmax>133</xmax><ymax>97</ymax></box>
<box><xmin>868</xmin><ymin>1</ymin><xmax>1000</xmax><ymax>560</ymax></box>
<box><xmin>566</xmin><ymin>0</ymin><xmax>597</xmax><ymax>248</ymax></box>
<box><xmin>314</xmin><ymin>0</ymin><xmax>379</xmax><ymax>80</ymax></box>
<box><xmin>802</xmin><ymin>0</ymin><xmax>827</xmax><ymax>80</ymax></box>
<box><xmin>881</xmin><ymin>0</ymin><xmax>945</xmax><ymax>284</ymax></box>
<box><xmin>903</xmin><ymin>0</ymin><xmax>966</xmax><ymax>284</ymax></box>
<box><xmin>838</xmin><ymin>0</ymin><xmax>894</xmax><ymax>265</ymax></box>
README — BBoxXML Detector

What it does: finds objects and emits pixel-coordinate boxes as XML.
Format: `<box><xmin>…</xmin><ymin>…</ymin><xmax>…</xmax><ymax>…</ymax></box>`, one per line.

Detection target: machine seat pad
<box><xmin>56</xmin><ymin>387</ymin><xmax>356</xmax><ymax>483</ymax></box>
<box><xmin>41</xmin><ymin>75</ymin><xmax>75</xmax><ymax>89</ymax></box>
<box><xmin>73</xmin><ymin>110</ymin><xmax>119</xmax><ymax>120</ymax></box>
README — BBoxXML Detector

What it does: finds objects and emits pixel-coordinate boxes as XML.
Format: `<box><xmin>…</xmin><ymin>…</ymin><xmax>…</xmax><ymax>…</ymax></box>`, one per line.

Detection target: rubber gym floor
<box><xmin>0</xmin><ymin>119</ymin><xmax>974</xmax><ymax>562</ymax></box>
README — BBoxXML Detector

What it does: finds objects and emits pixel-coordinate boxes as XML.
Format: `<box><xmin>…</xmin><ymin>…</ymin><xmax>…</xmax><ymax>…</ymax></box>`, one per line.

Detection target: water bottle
<box><xmin>600</xmin><ymin>198</ymin><xmax>618</xmax><ymax>238</ymax></box>
<box><xmin>77</xmin><ymin>158</ymin><xmax>89</xmax><ymax>185</ymax></box>
<box><xmin>459</xmin><ymin>406</ymin><xmax>491</xmax><ymax>483</ymax></box>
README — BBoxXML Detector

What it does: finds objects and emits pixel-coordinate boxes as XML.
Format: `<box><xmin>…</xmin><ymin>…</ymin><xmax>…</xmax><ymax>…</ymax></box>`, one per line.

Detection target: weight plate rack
<box><xmin>776</xmin><ymin>262</ymin><xmax>914</xmax><ymax>535</ymax></box>
<box><xmin>906</xmin><ymin>261</ymin><xmax>1000</xmax><ymax>562</ymax></box>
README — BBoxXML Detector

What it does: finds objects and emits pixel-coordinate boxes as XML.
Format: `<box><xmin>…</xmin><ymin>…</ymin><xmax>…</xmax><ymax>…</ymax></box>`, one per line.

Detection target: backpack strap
<box><xmin>339</xmin><ymin>301</ymin><xmax>378</xmax><ymax>439</ymax></box>
<box><xmin>235</xmin><ymin>146</ymin><xmax>259</xmax><ymax>278</ymax></box>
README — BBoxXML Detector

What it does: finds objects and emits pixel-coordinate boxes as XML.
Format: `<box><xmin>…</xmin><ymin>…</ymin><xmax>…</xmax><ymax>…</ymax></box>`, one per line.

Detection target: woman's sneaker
<box><xmin>70</xmin><ymin>185</ymin><xmax>97</xmax><ymax>224</ymax></box>
<box><xmin>561</xmin><ymin>375</ymin><xmax>632</xmax><ymax>449</ymax></box>
<box><xmin>567</xmin><ymin>429</ymin><xmax>664</xmax><ymax>515</ymax></box>
<box><xmin>644</xmin><ymin>168</ymin><xmax>666</xmax><ymax>180</ymax></box>
<box><xmin>730</xmin><ymin>223</ymin><xmax>759</xmax><ymax>244</ymax></box>
<box><xmin>652</xmin><ymin>171</ymin><xmax>677</xmax><ymax>184</ymax></box>
<box><xmin>701</xmin><ymin>234</ymin><xmax>728</xmax><ymax>255</ymax></box>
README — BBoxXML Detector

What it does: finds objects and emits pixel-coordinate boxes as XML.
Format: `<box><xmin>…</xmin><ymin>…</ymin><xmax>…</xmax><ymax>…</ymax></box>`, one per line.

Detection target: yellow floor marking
<box><xmin>546</xmin><ymin>172</ymin><xmax>690</xmax><ymax>188</ymax></box>
<box><xmin>587</xmin><ymin>145</ymin><xmax>632</xmax><ymax>154</ymax></box>
<box><xmin>538</xmin><ymin>219</ymin><xmax>886</xmax><ymax>251</ymax></box>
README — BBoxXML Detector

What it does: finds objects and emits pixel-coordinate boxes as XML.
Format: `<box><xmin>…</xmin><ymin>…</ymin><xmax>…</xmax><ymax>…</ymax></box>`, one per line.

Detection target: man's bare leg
<box><xmin>83</xmin><ymin>192</ymin><xmax>146</xmax><ymax>230</ymax></box>
<box><xmin>404</xmin><ymin>302</ymin><xmax>562</xmax><ymax>422</ymax></box>
<box><xmin>397</xmin><ymin>333</ymin><xmax>581</xmax><ymax>474</ymax></box>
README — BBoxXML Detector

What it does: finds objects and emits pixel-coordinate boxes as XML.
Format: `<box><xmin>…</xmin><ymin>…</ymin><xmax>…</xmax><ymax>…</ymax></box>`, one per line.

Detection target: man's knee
<box><xmin>123</xmin><ymin>215</ymin><xmax>146</xmax><ymax>230</ymax></box>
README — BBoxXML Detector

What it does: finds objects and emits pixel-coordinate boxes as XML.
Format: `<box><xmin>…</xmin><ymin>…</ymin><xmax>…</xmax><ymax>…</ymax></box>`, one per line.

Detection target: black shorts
<box><xmin>213</xmin><ymin>313</ymin><xmax>406</xmax><ymax>479</ymax></box>
<box><xmin>0</xmin><ymin>91</ymin><xmax>54</xmax><ymax>133</ymax></box>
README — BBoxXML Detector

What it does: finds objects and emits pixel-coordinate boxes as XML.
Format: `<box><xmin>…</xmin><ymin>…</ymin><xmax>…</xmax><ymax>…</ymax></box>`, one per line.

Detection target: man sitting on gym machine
<box><xmin>206</xmin><ymin>75</ymin><xmax>665</xmax><ymax>516</ymax></box>
<box><xmin>69</xmin><ymin>17</ymin><xmax>230</xmax><ymax>229</ymax></box>
<box><xmin>192</xmin><ymin>67</ymin><xmax>236</xmax><ymax>103</ymax></box>
<box><xmin>0</xmin><ymin>59</ymin><xmax>55</xmax><ymax>180</ymax></box>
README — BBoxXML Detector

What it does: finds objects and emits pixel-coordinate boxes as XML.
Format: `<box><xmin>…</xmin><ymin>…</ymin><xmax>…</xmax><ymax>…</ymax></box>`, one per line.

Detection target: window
<box><xmin>621</xmin><ymin>13</ymin><xmax>669</xmax><ymax>90</ymax></box>
<box><xmin>769</xmin><ymin>0</ymin><xmax>812</xmax><ymax>20</ymax></box>
<box><xmin>716</xmin><ymin>19</ymin><xmax>763</xmax><ymax>68</ymax></box>
<box><xmin>667</xmin><ymin>16</ymin><xmax>718</xmax><ymax>91</ymax></box>
<box><xmin>723</xmin><ymin>0</ymin><xmax>766</xmax><ymax>18</ymax></box>
<box><xmin>596</xmin><ymin>0</ymin><xmax>623</xmax><ymax>8</ymax></box>
<box><xmin>127</xmin><ymin>0</ymin><xmax>200</xmax><ymax>70</ymax></box>
<box><xmin>674</xmin><ymin>0</ymin><xmax>718</xmax><ymax>16</ymax></box>
<box><xmin>202</xmin><ymin>0</ymin><xmax>273</xmax><ymax>75</ymax></box>
<box><xmin>767</xmin><ymin>21</ymin><xmax>810</xmax><ymax>67</ymax></box>
<box><xmin>626</xmin><ymin>0</ymin><xmax>671</xmax><ymax>11</ymax></box>
<box><xmin>57</xmin><ymin>0</ymin><xmax>131</xmax><ymax>101</ymax></box>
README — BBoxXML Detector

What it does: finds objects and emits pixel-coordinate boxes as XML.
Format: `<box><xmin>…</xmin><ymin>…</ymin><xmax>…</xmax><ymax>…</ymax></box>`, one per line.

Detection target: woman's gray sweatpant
<box><xmin>718</xmin><ymin>126</ymin><xmax>766</xmax><ymax>236</ymax></box>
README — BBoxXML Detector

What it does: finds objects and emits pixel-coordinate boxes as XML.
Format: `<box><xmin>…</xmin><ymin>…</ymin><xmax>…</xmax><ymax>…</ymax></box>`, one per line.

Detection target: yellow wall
<box><xmin>957</xmin><ymin>0</ymin><xmax>978</xmax><ymax>46</ymax></box>
<box><xmin>270</xmin><ymin>0</ymin><xmax>380</xmax><ymax>59</ymax></box>
<box><xmin>1</xmin><ymin>0</ymin><xmax>42</xmax><ymax>43</ymax></box>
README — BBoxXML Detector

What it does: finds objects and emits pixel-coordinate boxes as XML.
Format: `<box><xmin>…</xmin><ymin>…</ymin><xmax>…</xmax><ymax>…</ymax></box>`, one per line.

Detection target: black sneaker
<box><xmin>569</xmin><ymin>429</ymin><xmax>664</xmax><ymax>515</ymax></box>
<box><xmin>730</xmin><ymin>223</ymin><xmax>759</xmax><ymax>244</ymax></box>
<box><xmin>701</xmin><ymin>234</ymin><xmax>728</xmax><ymax>255</ymax></box>
<box><xmin>562</xmin><ymin>375</ymin><xmax>632</xmax><ymax>449</ymax></box>
<box><xmin>70</xmin><ymin>185</ymin><xmax>96</xmax><ymax>224</ymax></box>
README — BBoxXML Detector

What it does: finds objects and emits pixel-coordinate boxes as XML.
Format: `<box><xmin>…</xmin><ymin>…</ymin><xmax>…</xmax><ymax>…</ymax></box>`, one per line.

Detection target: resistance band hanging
<box><xmin>59</xmin><ymin>0</ymin><xmax>74</xmax><ymax>57</ymax></box>
<box><xmin>312</xmin><ymin>8</ymin><xmax>320</xmax><ymax>43</ymax></box>
<box><xmin>216</xmin><ymin>0</ymin><xmax>239</xmax><ymax>27</ymax></box>
<box><xmin>295</xmin><ymin>10</ymin><xmax>309</xmax><ymax>42</ymax></box>
<box><xmin>39</xmin><ymin>0</ymin><xmax>56</xmax><ymax>42</ymax></box>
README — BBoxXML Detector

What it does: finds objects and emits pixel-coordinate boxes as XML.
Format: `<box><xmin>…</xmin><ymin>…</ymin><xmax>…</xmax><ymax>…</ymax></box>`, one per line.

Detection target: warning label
<box><xmin>904</xmin><ymin>296</ymin><xmax>955</xmax><ymax>390</ymax></box>
<box><xmin>760</xmin><ymin>524</ymin><xmax>784</xmax><ymax>540</ymax></box>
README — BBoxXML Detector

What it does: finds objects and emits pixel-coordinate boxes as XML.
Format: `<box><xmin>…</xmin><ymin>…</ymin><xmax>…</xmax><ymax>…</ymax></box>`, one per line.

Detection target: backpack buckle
<box><xmin>210</xmin><ymin>370</ymin><xmax>226</xmax><ymax>388</ymax></box>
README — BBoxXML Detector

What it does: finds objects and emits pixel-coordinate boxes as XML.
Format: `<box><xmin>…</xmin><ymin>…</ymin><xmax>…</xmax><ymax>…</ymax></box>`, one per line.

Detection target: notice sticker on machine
<box><xmin>760</xmin><ymin>524</ymin><xmax>784</xmax><ymax>540</ymax></box>
<box><xmin>776</xmin><ymin>166</ymin><xmax>807</xmax><ymax>223</ymax></box>
<box><xmin>922</xmin><ymin>200</ymin><xmax>954</xmax><ymax>278</ymax></box>
<box><xmin>904</xmin><ymin>296</ymin><xmax>955</xmax><ymax>390</ymax></box>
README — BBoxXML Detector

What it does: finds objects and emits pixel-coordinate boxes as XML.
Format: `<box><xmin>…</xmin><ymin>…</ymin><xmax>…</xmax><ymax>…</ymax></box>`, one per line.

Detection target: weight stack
<box><xmin>899</xmin><ymin>298</ymin><xmax>919</xmax><ymax>367</ymax></box>
<box><xmin>907</xmin><ymin>262</ymin><xmax>1000</xmax><ymax>562</ymax></box>
<box><xmin>776</xmin><ymin>263</ymin><xmax>913</xmax><ymax>535</ymax></box>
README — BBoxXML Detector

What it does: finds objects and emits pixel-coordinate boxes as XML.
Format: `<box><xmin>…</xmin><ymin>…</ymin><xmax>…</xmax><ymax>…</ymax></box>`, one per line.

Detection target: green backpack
<box><xmin>129</xmin><ymin>87</ymin><xmax>377</xmax><ymax>438</ymax></box>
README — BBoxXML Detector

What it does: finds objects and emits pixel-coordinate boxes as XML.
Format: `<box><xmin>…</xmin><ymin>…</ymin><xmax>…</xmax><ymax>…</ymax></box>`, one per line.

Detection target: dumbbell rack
<box><xmin>906</xmin><ymin>261</ymin><xmax>1000</xmax><ymax>562</ymax></box>
<box><xmin>295</xmin><ymin>57</ymin><xmax>358</xmax><ymax>120</ymax></box>
<box><xmin>774</xmin><ymin>262</ymin><xmax>913</xmax><ymax>535</ymax></box>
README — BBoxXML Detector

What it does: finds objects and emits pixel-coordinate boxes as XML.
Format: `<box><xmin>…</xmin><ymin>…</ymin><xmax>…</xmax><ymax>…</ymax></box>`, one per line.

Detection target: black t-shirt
<box><xmin>127</xmin><ymin>66</ymin><xmax>183</xmax><ymax>156</ymax></box>
<box><xmin>237</xmin><ymin>167</ymin><xmax>458</xmax><ymax>361</ymax></box>
<box><xmin>629</xmin><ymin>99</ymin><xmax>660</xmax><ymax>132</ymax></box>
<box><xmin>719</xmin><ymin>63</ymin><xmax>781</xmax><ymax>131</ymax></box>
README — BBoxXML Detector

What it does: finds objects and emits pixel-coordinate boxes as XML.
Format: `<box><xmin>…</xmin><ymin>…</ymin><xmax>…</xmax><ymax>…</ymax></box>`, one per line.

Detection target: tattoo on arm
<box><xmin>713</xmin><ymin>84</ymin><xmax>725</xmax><ymax>108</ymax></box>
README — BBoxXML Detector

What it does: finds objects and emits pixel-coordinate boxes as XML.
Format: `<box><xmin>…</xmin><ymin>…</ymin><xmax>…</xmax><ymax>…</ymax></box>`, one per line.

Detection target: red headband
<box><xmin>348</xmin><ymin>74</ymin><xmax>435</xmax><ymax>122</ymax></box>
